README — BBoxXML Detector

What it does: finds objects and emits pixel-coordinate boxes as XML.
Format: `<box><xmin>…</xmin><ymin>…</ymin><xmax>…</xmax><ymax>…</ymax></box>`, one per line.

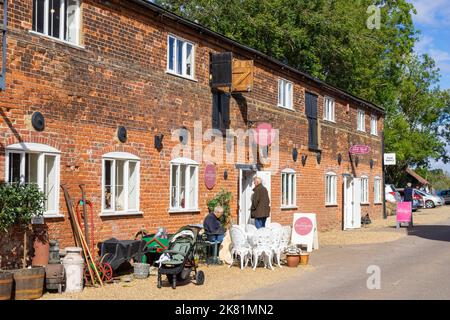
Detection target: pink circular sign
<box><xmin>253</xmin><ymin>123</ymin><xmax>276</xmax><ymax>146</ymax></box>
<box><xmin>294</xmin><ymin>217</ymin><xmax>313</xmax><ymax>236</ymax></box>
<box><xmin>204</xmin><ymin>164</ymin><xmax>216</xmax><ymax>190</ymax></box>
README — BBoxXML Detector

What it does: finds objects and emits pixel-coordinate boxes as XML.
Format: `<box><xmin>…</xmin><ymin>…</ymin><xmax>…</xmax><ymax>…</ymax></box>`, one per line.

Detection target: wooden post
<box><xmin>23</xmin><ymin>229</ymin><xmax>27</xmax><ymax>269</ymax></box>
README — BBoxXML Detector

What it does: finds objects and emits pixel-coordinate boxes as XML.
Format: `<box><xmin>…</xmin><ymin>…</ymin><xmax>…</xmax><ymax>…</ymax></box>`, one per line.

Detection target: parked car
<box><xmin>437</xmin><ymin>190</ymin><xmax>450</xmax><ymax>205</ymax></box>
<box><xmin>414</xmin><ymin>189</ymin><xmax>443</xmax><ymax>208</ymax></box>
<box><xmin>385</xmin><ymin>184</ymin><xmax>402</xmax><ymax>203</ymax></box>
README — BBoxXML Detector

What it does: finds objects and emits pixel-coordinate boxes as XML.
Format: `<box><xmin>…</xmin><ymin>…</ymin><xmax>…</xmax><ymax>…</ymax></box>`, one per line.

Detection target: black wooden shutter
<box><xmin>212</xmin><ymin>91</ymin><xmax>230</xmax><ymax>131</ymax></box>
<box><xmin>212</xmin><ymin>92</ymin><xmax>220</xmax><ymax>130</ymax></box>
<box><xmin>221</xmin><ymin>93</ymin><xmax>230</xmax><ymax>129</ymax></box>
<box><xmin>306</xmin><ymin>92</ymin><xmax>318</xmax><ymax>150</ymax></box>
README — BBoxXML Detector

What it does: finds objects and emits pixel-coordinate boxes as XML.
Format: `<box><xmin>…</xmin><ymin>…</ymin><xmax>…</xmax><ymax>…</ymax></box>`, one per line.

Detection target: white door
<box><xmin>343</xmin><ymin>176</ymin><xmax>353</xmax><ymax>230</ymax></box>
<box><xmin>352</xmin><ymin>178</ymin><xmax>362</xmax><ymax>229</ymax></box>
<box><xmin>239</xmin><ymin>170</ymin><xmax>255</xmax><ymax>226</ymax></box>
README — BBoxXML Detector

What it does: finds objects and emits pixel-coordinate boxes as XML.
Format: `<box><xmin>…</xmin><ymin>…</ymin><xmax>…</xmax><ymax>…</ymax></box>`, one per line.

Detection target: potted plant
<box><xmin>207</xmin><ymin>188</ymin><xmax>233</xmax><ymax>230</ymax></box>
<box><xmin>0</xmin><ymin>183</ymin><xmax>46</xmax><ymax>300</ymax></box>
<box><xmin>284</xmin><ymin>245</ymin><xmax>301</xmax><ymax>267</ymax></box>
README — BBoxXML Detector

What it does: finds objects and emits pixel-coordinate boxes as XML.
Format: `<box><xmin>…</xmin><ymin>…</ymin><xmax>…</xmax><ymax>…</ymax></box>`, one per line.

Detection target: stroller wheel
<box><xmin>196</xmin><ymin>270</ymin><xmax>205</xmax><ymax>285</ymax></box>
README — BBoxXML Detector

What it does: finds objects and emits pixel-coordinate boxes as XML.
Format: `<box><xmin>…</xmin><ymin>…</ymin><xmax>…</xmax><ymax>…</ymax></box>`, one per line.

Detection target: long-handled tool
<box><xmin>79</xmin><ymin>184</ymin><xmax>90</xmax><ymax>250</ymax></box>
<box><xmin>61</xmin><ymin>184</ymin><xmax>103</xmax><ymax>287</ymax></box>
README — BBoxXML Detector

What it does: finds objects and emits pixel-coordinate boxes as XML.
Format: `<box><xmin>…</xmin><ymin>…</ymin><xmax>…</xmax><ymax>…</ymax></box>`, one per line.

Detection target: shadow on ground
<box><xmin>407</xmin><ymin>225</ymin><xmax>450</xmax><ymax>242</ymax></box>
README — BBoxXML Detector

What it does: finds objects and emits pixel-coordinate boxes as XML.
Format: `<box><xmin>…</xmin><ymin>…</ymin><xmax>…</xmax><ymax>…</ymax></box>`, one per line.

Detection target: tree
<box><xmin>156</xmin><ymin>0</ymin><xmax>450</xmax><ymax>184</ymax></box>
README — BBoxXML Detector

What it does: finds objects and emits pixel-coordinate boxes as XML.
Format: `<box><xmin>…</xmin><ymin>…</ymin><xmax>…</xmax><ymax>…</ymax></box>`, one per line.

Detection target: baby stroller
<box><xmin>156</xmin><ymin>225</ymin><xmax>205</xmax><ymax>289</ymax></box>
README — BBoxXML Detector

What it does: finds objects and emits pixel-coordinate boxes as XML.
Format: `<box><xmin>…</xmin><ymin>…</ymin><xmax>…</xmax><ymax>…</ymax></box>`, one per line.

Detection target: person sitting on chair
<box><xmin>203</xmin><ymin>206</ymin><xmax>225</xmax><ymax>244</ymax></box>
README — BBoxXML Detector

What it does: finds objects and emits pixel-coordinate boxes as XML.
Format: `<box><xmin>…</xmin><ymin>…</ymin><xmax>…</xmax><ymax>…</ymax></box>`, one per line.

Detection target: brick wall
<box><xmin>0</xmin><ymin>0</ymin><xmax>384</xmax><ymax>267</ymax></box>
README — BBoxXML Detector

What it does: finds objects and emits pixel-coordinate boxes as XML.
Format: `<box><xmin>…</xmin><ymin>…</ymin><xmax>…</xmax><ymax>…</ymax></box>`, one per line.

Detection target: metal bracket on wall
<box><xmin>0</xmin><ymin>0</ymin><xmax>7</xmax><ymax>91</ymax></box>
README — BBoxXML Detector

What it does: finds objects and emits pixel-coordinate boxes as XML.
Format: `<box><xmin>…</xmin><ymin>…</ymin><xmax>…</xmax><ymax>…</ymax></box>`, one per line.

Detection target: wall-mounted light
<box><xmin>355</xmin><ymin>156</ymin><xmax>359</xmax><ymax>167</ymax></box>
<box><xmin>223</xmin><ymin>170</ymin><xmax>228</xmax><ymax>180</ymax></box>
<box><xmin>154</xmin><ymin>133</ymin><xmax>164</xmax><ymax>151</ymax></box>
<box><xmin>301</xmin><ymin>154</ymin><xmax>308</xmax><ymax>166</ymax></box>
<box><xmin>292</xmin><ymin>148</ymin><xmax>298</xmax><ymax>162</ymax></box>
<box><xmin>117</xmin><ymin>126</ymin><xmax>127</xmax><ymax>143</ymax></box>
<box><xmin>316</xmin><ymin>151</ymin><xmax>322</xmax><ymax>165</ymax></box>
<box><xmin>31</xmin><ymin>111</ymin><xmax>45</xmax><ymax>132</ymax></box>
<box><xmin>179</xmin><ymin>126</ymin><xmax>188</xmax><ymax>145</ymax></box>
<box><xmin>370</xmin><ymin>159</ymin><xmax>374</xmax><ymax>169</ymax></box>
<box><xmin>337</xmin><ymin>153</ymin><xmax>342</xmax><ymax>165</ymax></box>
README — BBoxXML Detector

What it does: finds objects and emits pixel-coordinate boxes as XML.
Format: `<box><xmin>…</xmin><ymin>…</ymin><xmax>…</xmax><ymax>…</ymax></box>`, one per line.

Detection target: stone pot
<box><xmin>300</xmin><ymin>253</ymin><xmax>310</xmax><ymax>265</ymax></box>
<box><xmin>286</xmin><ymin>254</ymin><xmax>300</xmax><ymax>267</ymax></box>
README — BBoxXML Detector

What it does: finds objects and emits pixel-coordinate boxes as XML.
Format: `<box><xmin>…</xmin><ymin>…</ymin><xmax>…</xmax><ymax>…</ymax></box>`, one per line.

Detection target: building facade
<box><xmin>0</xmin><ymin>0</ymin><xmax>384</xmax><ymax>267</ymax></box>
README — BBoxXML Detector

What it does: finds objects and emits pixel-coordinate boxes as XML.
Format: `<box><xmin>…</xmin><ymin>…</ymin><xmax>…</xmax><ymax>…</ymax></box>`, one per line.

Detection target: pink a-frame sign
<box><xmin>396</xmin><ymin>202</ymin><xmax>412</xmax><ymax>223</ymax></box>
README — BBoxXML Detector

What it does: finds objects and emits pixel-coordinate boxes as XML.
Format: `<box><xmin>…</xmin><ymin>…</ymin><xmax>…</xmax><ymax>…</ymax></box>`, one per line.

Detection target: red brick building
<box><xmin>0</xmin><ymin>0</ymin><xmax>384</xmax><ymax>267</ymax></box>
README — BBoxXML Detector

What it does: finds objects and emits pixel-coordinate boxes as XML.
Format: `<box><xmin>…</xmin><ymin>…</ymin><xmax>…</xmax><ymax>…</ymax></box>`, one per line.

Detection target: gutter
<box><xmin>128</xmin><ymin>0</ymin><xmax>385</xmax><ymax>115</ymax></box>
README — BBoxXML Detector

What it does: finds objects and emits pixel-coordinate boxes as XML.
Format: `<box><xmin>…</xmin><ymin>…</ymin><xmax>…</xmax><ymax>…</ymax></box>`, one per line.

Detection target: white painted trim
<box><xmin>102</xmin><ymin>152</ymin><xmax>140</xmax><ymax>160</ymax></box>
<box><xmin>6</xmin><ymin>143</ymin><xmax>60</xmax><ymax>153</ymax></box>
<box><xmin>323</xmin><ymin>96</ymin><xmax>336</xmax><ymax>122</ymax></box>
<box><xmin>281</xmin><ymin>170</ymin><xmax>296</xmax><ymax>208</ymax></box>
<box><xmin>100</xmin><ymin>211</ymin><xmax>143</xmax><ymax>217</ymax></box>
<box><xmin>166</xmin><ymin>34</ymin><xmax>196</xmax><ymax>80</ymax></box>
<box><xmin>278</xmin><ymin>78</ymin><xmax>294</xmax><ymax>110</ymax></box>
<box><xmin>168</xmin><ymin>208</ymin><xmax>201</xmax><ymax>214</ymax></box>
<box><xmin>170</xmin><ymin>157</ymin><xmax>199</xmax><ymax>165</ymax></box>
<box><xmin>281</xmin><ymin>168</ymin><xmax>296</xmax><ymax>174</ymax></box>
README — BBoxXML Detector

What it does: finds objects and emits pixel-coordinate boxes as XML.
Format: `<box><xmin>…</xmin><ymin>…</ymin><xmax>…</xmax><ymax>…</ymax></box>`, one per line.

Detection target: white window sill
<box><xmin>44</xmin><ymin>213</ymin><xmax>65</xmax><ymax>219</ymax></box>
<box><xmin>371</xmin><ymin>133</ymin><xmax>378</xmax><ymax>137</ymax></box>
<box><xmin>277</xmin><ymin>104</ymin><xmax>294</xmax><ymax>111</ymax></box>
<box><xmin>357</xmin><ymin>129</ymin><xmax>366</xmax><ymax>133</ymax></box>
<box><xmin>168</xmin><ymin>208</ymin><xmax>201</xmax><ymax>214</ymax></box>
<box><xmin>361</xmin><ymin>202</ymin><xmax>370</xmax><ymax>205</ymax></box>
<box><xmin>323</xmin><ymin>118</ymin><xmax>336</xmax><ymax>123</ymax></box>
<box><xmin>100</xmin><ymin>211</ymin><xmax>143</xmax><ymax>217</ymax></box>
<box><xmin>166</xmin><ymin>70</ymin><xmax>197</xmax><ymax>82</ymax></box>
<box><xmin>374</xmin><ymin>202</ymin><xmax>383</xmax><ymax>205</ymax></box>
<box><xmin>281</xmin><ymin>205</ymin><xmax>298</xmax><ymax>210</ymax></box>
<box><xmin>29</xmin><ymin>30</ymin><xmax>85</xmax><ymax>51</ymax></box>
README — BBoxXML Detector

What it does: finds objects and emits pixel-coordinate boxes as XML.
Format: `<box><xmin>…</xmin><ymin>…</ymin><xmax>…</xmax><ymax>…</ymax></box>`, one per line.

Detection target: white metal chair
<box><xmin>245</xmin><ymin>224</ymin><xmax>257</xmax><ymax>239</ymax></box>
<box><xmin>267</xmin><ymin>222</ymin><xmax>282</xmax><ymax>230</ymax></box>
<box><xmin>229</xmin><ymin>225</ymin><xmax>252</xmax><ymax>269</ymax></box>
<box><xmin>273</xmin><ymin>226</ymin><xmax>291</xmax><ymax>267</ymax></box>
<box><xmin>251</xmin><ymin>227</ymin><xmax>274</xmax><ymax>270</ymax></box>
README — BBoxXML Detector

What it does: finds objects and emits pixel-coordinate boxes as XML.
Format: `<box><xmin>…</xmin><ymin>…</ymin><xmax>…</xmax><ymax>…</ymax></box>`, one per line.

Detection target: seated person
<box><xmin>203</xmin><ymin>206</ymin><xmax>225</xmax><ymax>244</ymax></box>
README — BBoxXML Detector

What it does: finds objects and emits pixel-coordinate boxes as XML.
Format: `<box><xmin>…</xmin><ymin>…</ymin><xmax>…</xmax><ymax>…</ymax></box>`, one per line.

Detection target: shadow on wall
<box><xmin>0</xmin><ymin>108</ymin><xmax>24</xmax><ymax>144</ymax></box>
<box><xmin>407</xmin><ymin>225</ymin><xmax>450</xmax><ymax>243</ymax></box>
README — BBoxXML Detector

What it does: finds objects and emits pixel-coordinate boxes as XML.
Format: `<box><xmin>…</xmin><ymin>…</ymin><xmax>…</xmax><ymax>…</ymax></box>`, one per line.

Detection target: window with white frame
<box><xmin>324</xmin><ymin>97</ymin><xmax>335</xmax><ymax>122</ymax></box>
<box><xmin>357</xmin><ymin>109</ymin><xmax>365</xmax><ymax>132</ymax></box>
<box><xmin>374</xmin><ymin>176</ymin><xmax>382</xmax><ymax>203</ymax></box>
<box><xmin>170</xmin><ymin>158</ymin><xmax>199</xmax><ymax>211</ymax></box>
<box><xmin>361</xmin><ymin>176</ymin><xmax>369</xmax><ymax>203</ymax></box>
<box><xmin>32</xmin><ymin>0</ymin><xmax>82</xmax><ymax>45</ymax></box>
<box><xmin>281</xmin><ymin>169</ymin><xmax>296</xmax><ymax>208</ymax></box>
<box><xmin>278</xmin><ymin>79</ymin><xmax>293</xmax><ymax>109</ymax></box>
<box><xmin>5</xmin><ymin>143</ymin><xmax>60</xmax><ymax>216</ymax></box>
<box><xmin>325</xmin><ymin>172</ymin><xmax>337</xmax><ymax>205</ymax></box>
<box><xmin>167</xmin><ymin>35</ymin><xmax>195</xmax><ymax>79</ymax></box>
<box><xmin>370</xmin><ymin>115</ymin><xmax>378</xmax><ymax>136</ymax></box>
<box><xmin>102</xmin><ymin>152</ymin><xmax>140</xmax><ymax>214</ymax></box>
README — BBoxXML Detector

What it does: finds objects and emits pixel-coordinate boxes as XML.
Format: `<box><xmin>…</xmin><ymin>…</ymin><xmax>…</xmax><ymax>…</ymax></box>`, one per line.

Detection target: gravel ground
<box><xmin>41</xmin><ymin>205</ymin><xmax>450</xmax><ymax>300</ymax></box>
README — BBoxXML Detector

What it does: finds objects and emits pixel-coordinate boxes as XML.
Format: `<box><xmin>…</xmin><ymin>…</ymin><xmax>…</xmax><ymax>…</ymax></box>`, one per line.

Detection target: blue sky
<box><xmin>409</xmin><ymin>0</ymin><xmax>450</xmax><ymax>173</ymax></box>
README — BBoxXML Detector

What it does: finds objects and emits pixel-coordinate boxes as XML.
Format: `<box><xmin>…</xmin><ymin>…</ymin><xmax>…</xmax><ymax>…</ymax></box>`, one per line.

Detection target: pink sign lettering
<box><xmin>349</xmin><ymin>145</ymin><xmax>371</xmax><ymax>155</ymax></box>
<box><xmin>204</xmin><ymin>164</ymin><xmax>216</xmax><ymax>190</ymax></box>
<box><xmin>294</xmin><ymin>217</ymin><xmax>313</xmax><ymax>236</ymax></box>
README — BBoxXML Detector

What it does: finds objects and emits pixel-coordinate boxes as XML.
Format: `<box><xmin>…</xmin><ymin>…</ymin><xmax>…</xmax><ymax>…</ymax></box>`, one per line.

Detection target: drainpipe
<box><xmin>382</xmin><ymin>131</ymin><xmax>387</xmax><ymax>219</ymax></box>
<box><xmin>0</xmin><ymin>0</ymin><xmax>7</xmax><ymax>91</ymax></box>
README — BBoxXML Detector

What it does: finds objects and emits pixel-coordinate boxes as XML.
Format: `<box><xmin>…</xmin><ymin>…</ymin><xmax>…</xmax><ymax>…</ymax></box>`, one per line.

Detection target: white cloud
<box><xmin>410</xmin><ymin>0</ymin><xmax>450</xmax><ymax>26</ymax></box>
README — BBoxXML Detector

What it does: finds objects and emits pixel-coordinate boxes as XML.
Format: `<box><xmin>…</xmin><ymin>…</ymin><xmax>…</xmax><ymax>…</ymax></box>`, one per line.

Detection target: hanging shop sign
<box><xmin>253</xmin><ymin>122</ymin><xmax>276</xmax><ymax>146</ymax></box>
<box><xmin>384</xmin><ymin>153</ymin><xmax>396</xmax><ymax>166</ymax></box>
<box><xmin>396</xmin><ymin>202</ymin><xmax>413</xmax><ymax>228</ymax></box>
<box><xmin>204</xmin><ymin>164</ymin><xmax>216</xmax><ymax>190</ymax></box>
<box><xmin>349</xmin><ymin>145</ymin><xmax>371</xmax><ymax>155</ymax></box>
<box><xmin>291</xmin><ymin>213</ymin><xmax>319</xmax><ymax>253</ymax></box>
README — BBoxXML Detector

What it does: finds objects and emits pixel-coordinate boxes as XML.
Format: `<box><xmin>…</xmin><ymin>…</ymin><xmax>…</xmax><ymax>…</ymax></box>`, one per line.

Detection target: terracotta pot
<box><xmin>300</xmin><ymin>253</ymin><xmax>309</xmax><ymax>265</ymax></box>
<box><xmin>32</xmin><ymin>227</ymin><xmax>49</xmax><ymax>267</ymax></box>
<box><xmin>286</xmin><ymin>254</ymin><xmax>300</xmax><ymax>267</ymax></box>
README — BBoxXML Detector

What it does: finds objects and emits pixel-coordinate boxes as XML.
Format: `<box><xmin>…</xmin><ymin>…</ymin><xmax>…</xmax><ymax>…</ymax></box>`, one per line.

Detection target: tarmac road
<box><xmin>241</xmin><ymin>218</ymin><xmax>450</xmax><ymax>300</ymax></box>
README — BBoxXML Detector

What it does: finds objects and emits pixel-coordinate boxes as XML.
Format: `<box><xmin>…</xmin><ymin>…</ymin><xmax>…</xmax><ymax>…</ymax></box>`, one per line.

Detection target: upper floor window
<box><xmin>324</xmin><ymin>97</ymin><xmax>335</xmax><ymax>122</ymax></box>
<box><xmin>360</xmin><ymin>175</ymin><xmax>369</xmax><ymax>204</ymax></box>
<box><xmin>357</xmin><ymin>109</ymin><xmax>365</xmax><ymax>132</ymax></box>
<box><xmin>370</xmin><ymin>115</ymin><xmax>378</xmax><ymax>136</ymax></box>
<box><xmin>32</xmin><ymin>0</ymin><xmax>82</xmax><ymax>45</ymax></box>
<box><xmin>325</xmin><ymin>172</ymin><xmax>337</xmax><ymax>205</ymax></box>
<box><xmin>102</xmin><ymin>152</ymin><xmax>140</xmax><ymax>215</ymax></box>
<box><xmin>278</xmin><ymin>79</ymin><xmax>293</xmax><ymax>109</ymax></box>
<box><xmin>281</xmin><ymin>169</ymin><xmax>296</xmax><ymax>208</ymax></box>
<box><xmin>167</xmin><ymin>35</ymin><xmax>195</xmax><ymax>79</ymax></box>
<box><xmin>170</xmin><ymin>158</ymin><xmax>199</xmax><ymax>211</ymax></box>
<box><xmin>5</xmin><ymin>143</ymin><xmax>61</xmax><ymax>217</ymax></box>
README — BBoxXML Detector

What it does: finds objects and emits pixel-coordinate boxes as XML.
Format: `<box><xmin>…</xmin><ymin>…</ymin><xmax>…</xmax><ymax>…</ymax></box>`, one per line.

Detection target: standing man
<box><xmin>251</xmin><ymin>176</ymin><xmax>270</xmax><ymax>229</ymax></box>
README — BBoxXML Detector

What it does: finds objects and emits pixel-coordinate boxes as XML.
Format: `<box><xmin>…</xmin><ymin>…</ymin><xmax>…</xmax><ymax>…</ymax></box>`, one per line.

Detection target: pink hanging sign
<box><xmin>204</xmin><ymin>164</ymin><xmax>216</xmax><ymax>190</ymax></box>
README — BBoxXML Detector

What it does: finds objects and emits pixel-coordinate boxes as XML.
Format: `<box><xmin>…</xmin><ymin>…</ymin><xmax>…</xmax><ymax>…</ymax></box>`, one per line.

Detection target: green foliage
<box><xmin>157</xmin><ymin>0</ymin><xmax>450</xmax><ymax>185</ymax></box>
<box><xmin>0</xmin><ymin>183</ymin><xmax>46</xmax><ymax>233</ymax></box>
<box><xmin>207</xmin><ymin>188</ymin><xmax>233</xmax><ymax>229</ymax></box>
<box><xmin>414</xmin><ymin>168</ymin><xmax>450</xmax><ymax>191</ymax></box>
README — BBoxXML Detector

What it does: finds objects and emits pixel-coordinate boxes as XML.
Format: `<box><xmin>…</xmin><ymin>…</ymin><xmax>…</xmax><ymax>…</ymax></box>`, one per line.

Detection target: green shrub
<box><xmin>207</xmin><ymin>188</ymin><xmax>233</xmax><ymax>229</ymax></box>
<box><xmin>0</xmin><ymin>183</ymin><xmax>46</xmax><ymax>232</ymax></box>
